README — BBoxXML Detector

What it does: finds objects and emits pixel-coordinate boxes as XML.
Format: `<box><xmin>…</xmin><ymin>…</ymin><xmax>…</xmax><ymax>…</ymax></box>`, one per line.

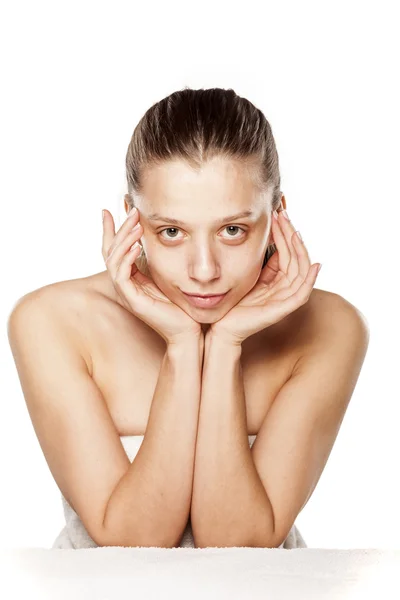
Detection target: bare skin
<box><xmin>10</xmin><ymin>152</ymin><xmax>367</xmax><ymax>547</ymax></box>
<box><xmin>36</xmin><ymin>269</ymin><xmax>331</xmax><ymax>438</ymax></box>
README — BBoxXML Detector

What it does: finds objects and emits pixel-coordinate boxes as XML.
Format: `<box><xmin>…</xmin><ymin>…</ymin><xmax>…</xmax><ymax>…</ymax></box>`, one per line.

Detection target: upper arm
<box><xmin>7</xmin><ymin>292</ymin><xmax>132</xmax><ymax>547</ymax></box>
<box><xmin>251</xmin><ymin>299</ymin><xmax>370</xmax><ymax>547</ymax></box>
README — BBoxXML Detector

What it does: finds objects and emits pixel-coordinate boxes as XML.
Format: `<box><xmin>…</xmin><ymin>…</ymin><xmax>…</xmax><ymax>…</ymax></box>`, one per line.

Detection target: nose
<box><xmin>188</xmin><ymin>246</ymin><xmax>221</xmax><ymax>284</ymax></box>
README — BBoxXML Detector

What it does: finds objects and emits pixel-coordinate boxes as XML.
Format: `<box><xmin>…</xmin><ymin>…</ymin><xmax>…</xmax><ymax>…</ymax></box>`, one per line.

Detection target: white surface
<box><xmin>1</xmin><ymin>547</ymin><xmax>399</xmax><ymax>600</ymax></box>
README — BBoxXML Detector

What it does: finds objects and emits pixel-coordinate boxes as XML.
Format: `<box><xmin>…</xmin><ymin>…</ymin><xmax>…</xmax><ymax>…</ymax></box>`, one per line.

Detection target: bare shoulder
<box><xmin>297</xmin><ymin>288</ymin><xmax>370</xmax><ymax>357</ymax></box>
<box><xmin>309</xmin><ymin>288</ymin><xmax>369</xmax><ymax>332</ymax></box>
<box><xmin>8</xmin><ymin>276</ymin><xmax>98</xmax><ymax>374</ymax></box>
<box><xmin>262</xmin><ymin>288</ymin><xmax>369</xmax><ymax>374</ymax></box>
<box><xmin>9</xmin><ymin>276</ymin><xmax>95</xmax><ymax>319</ymax></box>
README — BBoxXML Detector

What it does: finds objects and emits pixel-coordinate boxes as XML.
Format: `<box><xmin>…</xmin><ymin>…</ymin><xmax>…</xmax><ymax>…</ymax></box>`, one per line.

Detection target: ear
<box><xmin>124</xmin><ymin>194</ymin><xmax>131</xmax><ymax>215</ymax></box>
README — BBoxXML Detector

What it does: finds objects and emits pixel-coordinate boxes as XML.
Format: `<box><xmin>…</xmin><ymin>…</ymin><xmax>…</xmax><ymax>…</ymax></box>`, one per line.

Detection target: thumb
<box><xmin>259</xmin><ymin>251</ymin><xmax>280</xmax><ymax>285</ymax></box>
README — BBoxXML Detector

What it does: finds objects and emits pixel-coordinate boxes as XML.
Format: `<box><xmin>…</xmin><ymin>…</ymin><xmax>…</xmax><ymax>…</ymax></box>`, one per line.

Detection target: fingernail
<box><xmin>129</xmin><ymin>206</ymin><xmax>137</xmax><ymax>215</ymax></box>
<box><xmin>102</xmin><ymin>210</ymin><xmax>105</xmax><ymax>222</ymax></box>
<box><xmin>296</xmin><ymin>230</ymin><xmax>303</xmax><ymax>242</ymax></box>
<box><xmin>273</xmin><ymin>210</ymin><xmax>279</xmax><ymax>220</ymax></box>
<box><xmin>317</xmin><ymin>264</ymin><xmax>322</xmax><ymax>273</ymax></box>
<box><xmin>282</xmin><ymin>209</ymin><xmax>290</xmax><ymax>220</ymax></box>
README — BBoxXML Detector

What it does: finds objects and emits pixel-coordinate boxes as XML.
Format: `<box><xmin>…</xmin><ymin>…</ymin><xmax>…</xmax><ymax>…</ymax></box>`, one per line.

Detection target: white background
<box><xmin>0</xmin><ymin>0</ymin><xmax>398</xmax><ymax>550</ymax></box>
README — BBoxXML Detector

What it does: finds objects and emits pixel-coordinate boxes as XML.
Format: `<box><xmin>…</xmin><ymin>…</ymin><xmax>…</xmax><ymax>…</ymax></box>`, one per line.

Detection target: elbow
<box><xmin>96</xmin><ymin>527</ymin><xmax>179</xmax><ymax>549</ymax></box>
<box><xmin>193</xmin><ymin>532</ymin><xmax>254</xmax><ymax>549</ymax></box>
<box><xmin>96</xmin><ymin>536</ymin><xmax>174</xmax><ymax>549</ymax></box>
<box><xmin>249</xmin><ymin>536</ymin><xmax>281</xmax><ymax>549</ymax></box>
<box><xmin>192</xmin><ymin>529</ymin><xmax>278</xmax><ymax>549</ymax></box>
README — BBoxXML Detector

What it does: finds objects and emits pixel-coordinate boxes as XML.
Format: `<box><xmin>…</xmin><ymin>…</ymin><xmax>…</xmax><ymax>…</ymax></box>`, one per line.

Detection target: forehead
<box><xmin>140</xmin><ymin>157</ymin><xmax>264</xmax><ymax>209</ymax></box>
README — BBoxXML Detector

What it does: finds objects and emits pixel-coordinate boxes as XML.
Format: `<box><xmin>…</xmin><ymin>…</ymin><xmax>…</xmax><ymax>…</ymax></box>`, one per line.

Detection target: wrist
<box><xmin>206</xmin><ymin>326</ymin><xmax>243</xmax><ymax>349</ymax></box>
<box><xmin>166</xmin><ymin>331</ymin><xmax>204</xmax><ymax>353</ymax></box>
<box><xmin>205</xmin><ymin>328</ymin><xmax>243</xmax><ymax>358</ymax></box>
<box><xmin>167</xmin><ymin>333</ymin><xmax>205</xmax><ymax>375</ymax></box>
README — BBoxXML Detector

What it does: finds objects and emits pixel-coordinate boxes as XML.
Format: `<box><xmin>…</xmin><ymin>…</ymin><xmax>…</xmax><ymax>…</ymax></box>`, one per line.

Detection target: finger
<box><xmin>271</xmin><ymin>210</ymin><xmax>291</xmax><ymax>272</ymax></box>
<box><xmin>275</xmin><ymin>261</ymin><xmax>321</xmax><ymax>305</ymax></box>
<box><xmin>102</xmin><ymin>209</ymin><xmax>116</xmax><ymax>261</ymax></box>
<box><xmin>118</xmin><ymin>242</ymin><xmax>169</xmax><ymax>306</ymax></box>
<box><xmin>111</xmin><ymin>241</ymin><xmax>144</xmax><ymax>313</ymax></box>
<box><xmin>115</xmin><ymin>240</ymin><xmax>141</xmax><ymax>289</ymax></box>
<box><xmin>106</xmin><ymin>224</ymin><xmax>143</xmax><ymax>277</ymax></box>
<box><xmin>290</xmin><ymin>262</ymin><xmax>321</xmax><ymax>305</ymax></box>
<box><xmin>290</xmin><ymin>230</ymin><xmax>311</xmax><ymax>291</ymax></box>
<box><xmin>118</xmin><ymin>237</ymin><xmax>152</xmax><ymax>289</ymax></box>
<box><xmin>103</xmin><ymin>207</ymin><xmax>140</xmax><ymax>260</ymax></box>
<box><xmin>276</xmin><ymin>211</ymin><xmax>300</xmax><ymax>281</ymax></box>
<box><xmin>109</xmin><ymin>207</ymin><xmax>140</xmax><ymax>258</ymax></box>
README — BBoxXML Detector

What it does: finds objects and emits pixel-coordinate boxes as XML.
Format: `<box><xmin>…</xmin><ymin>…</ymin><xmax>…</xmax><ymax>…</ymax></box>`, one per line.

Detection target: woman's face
<box><xmin>134</xmin><ymin>156</ymin><xmax>273</xmax><ymax>332</ymax></box>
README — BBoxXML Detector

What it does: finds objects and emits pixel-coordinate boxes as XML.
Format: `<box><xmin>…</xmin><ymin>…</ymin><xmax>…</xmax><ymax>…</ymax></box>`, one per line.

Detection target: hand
<box><xmin>209</xmin><ymin>209</ymin><xmax>322</xmax><ymax>346</ymax></box>
<box><xmin>102</xmin><ymin>206</ymin><xmax>202</xmax><ymax>346</ymax></box>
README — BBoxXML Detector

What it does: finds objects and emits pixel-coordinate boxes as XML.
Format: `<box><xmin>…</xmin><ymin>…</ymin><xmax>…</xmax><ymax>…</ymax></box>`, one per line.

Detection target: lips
<box><xmin>182</xmin><ymin>291</ymin><xmax>228</xmax><ymax>308</ymax></box>
<box><xmin>183</xmin><ymin>292</ymin><xmax>227</xmax><ymax>297</ymax></box>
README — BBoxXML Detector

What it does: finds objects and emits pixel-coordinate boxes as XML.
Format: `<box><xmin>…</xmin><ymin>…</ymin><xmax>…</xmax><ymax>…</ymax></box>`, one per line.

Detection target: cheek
<box><xmin>146</xmin><ymin>258</ymin><xmax>176</xmax><ymax>289</ymax></box>
<box><xmin>239</xmin><ymin>250</ymin><xmax>263</xmax><ymax>273</ymax></box>
<box><xmin>237</xmin><ymin>254</ymin><xmax>264</xmax><ymax>287</ymax></box>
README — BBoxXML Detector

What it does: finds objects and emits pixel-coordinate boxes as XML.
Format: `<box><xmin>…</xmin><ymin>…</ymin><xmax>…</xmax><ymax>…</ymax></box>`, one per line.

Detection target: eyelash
<box><xmin>158</xmin><ymin>225</ymin><xmax>247</xmax><ymax>241</ymax></box>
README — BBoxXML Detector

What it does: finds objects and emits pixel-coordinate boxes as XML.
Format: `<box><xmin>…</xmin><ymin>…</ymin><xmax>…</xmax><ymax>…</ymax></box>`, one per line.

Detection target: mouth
<box><xmin>182</xmin><ymin>292</ymin><xmax>228</xmax><ymax>297</ymax></box>
<box><xmin>182</xmin><ymin>290</ymin><xmax>229</xmax><ymax>308</ymax></box>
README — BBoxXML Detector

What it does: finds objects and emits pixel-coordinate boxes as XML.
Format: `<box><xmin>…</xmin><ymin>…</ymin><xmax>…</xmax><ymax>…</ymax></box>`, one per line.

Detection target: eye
<box><xmin>222</xmin><ymin>226</ymin><xmax>246</xmax><ymax>238</ymax></box>
<box><xmin>159</xmin><ymin>227</ymin><xmax>182</xmax><ymax>240</ymax></box>
<box><xmin>158</xmin><ymin>226</ymin><xmax>246</xmax><ymax>240</ymax></box>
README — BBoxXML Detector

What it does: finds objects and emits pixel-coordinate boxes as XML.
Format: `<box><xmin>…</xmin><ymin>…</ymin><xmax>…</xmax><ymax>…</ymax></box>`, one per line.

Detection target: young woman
<box><xmin>7</xmin><ymin>87</ymin><xmax>369</xmax><ymax>550</ymax></box>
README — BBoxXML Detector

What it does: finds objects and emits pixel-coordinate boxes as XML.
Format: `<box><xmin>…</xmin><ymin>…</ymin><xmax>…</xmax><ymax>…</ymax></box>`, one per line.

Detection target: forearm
<box><xmin>190</xmin><ymin>332</ymin><xmax>275</xmax><ymax>548</ymax></box>
<box><xmin>103</xmin><ymin>336</ymin><xmax>203</xmax><ymax>548</ymax></box>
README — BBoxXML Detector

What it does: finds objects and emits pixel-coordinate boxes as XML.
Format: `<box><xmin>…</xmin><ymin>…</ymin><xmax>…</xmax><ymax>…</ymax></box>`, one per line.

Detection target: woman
<box><xmin>7</xmin><ymin>87</ymin><xmax>369</xmax><ymax>550</ymax></box>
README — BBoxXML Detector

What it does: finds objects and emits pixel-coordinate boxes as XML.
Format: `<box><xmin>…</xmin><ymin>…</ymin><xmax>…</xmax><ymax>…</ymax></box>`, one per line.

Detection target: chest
<box><xmin>86</xmin><ymin>309</ymin><xmax>302</xmax><ymax>437</ymax></box>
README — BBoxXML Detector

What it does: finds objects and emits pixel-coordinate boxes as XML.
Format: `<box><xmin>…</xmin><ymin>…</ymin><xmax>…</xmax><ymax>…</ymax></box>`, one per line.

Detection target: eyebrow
<box><xmin>147</xmin><ymin>209</ymin><xmax>257</xmax><ymax>227</ymax></box>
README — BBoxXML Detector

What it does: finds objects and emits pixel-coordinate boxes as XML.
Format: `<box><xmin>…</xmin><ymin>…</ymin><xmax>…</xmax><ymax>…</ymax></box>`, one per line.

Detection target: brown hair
<box><xmin>125</xmin><ymin>87</ymin><xmax>282</xmax><ymax>275</ymax></box>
